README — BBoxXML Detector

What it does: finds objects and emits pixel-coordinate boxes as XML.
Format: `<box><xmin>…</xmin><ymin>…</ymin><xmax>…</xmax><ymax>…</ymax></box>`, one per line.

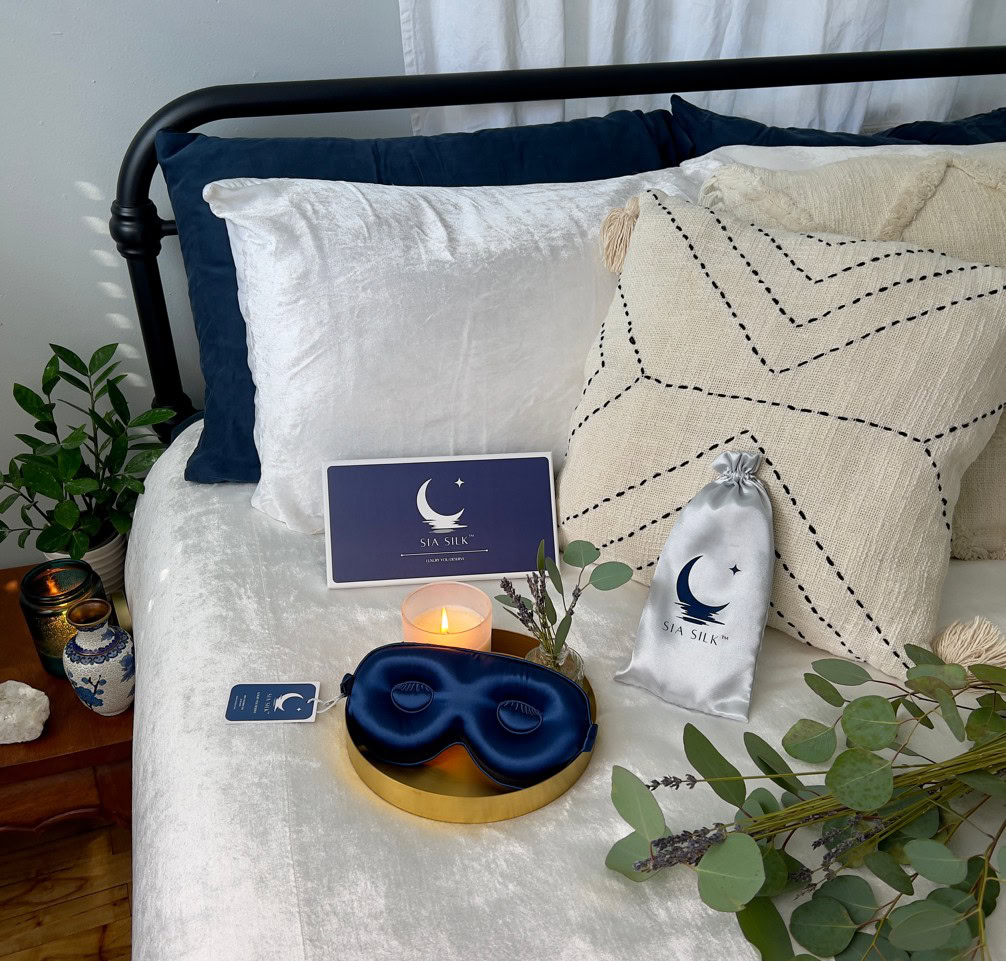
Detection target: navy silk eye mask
<box><xmin>341</xmin><ymin>644</ymin><xmax>597</xmax><ymax>790</ymax></box>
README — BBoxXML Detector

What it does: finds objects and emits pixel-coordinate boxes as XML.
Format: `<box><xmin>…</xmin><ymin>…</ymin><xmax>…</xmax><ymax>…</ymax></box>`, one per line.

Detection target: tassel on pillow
<box><xmin>932</xmin><ymin>617</ymin><xmax>1006</xmax><ymax>671</ymax></box>
<box><xmin>600</xmin><ymin>195</ymin><xmax>640</xmax><ymax>273</ymax></box>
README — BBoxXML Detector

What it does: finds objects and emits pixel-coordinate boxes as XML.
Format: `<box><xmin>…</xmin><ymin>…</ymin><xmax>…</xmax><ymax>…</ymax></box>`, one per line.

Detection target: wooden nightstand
<box><xmin>0</xmin><ymin>565</ymin><xmax>132</xmax><ymax>833</ymax></box>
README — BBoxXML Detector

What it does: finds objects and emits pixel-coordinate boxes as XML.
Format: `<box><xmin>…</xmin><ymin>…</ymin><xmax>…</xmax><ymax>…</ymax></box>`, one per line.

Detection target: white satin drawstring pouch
<box><xmin>615</xmin><ymin>451</ymin><xmax>774</xmax><ymax>721</ymax></box>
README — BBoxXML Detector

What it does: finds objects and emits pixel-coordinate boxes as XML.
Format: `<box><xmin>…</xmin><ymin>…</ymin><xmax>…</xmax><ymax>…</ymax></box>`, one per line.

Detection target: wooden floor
<box><xmin>0</xmin><ymin>823</ymin><xmax>130</xmax><ymax>960</ymax></box>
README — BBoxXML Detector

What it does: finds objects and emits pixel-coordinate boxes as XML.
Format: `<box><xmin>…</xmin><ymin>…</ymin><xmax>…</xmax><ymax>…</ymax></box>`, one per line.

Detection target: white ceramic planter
<box><xmin>45</xmin><ymin>531</ymin><xmax>127</xmax><ymax>596</ymax></box>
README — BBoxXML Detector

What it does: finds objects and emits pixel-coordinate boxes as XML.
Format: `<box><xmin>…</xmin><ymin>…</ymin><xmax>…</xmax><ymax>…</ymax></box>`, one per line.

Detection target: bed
<box><xmin>114</xmin><ymin>47</ymin><xmax>1006</xmax><ymax>960</ymax></box>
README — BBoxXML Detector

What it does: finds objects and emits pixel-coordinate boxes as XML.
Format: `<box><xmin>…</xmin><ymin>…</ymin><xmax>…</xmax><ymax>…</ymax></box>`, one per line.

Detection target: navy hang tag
<box><xmin>225</xmin><ymin>682</ymin><xmax>321</xmax><ymax>723</ymax></box>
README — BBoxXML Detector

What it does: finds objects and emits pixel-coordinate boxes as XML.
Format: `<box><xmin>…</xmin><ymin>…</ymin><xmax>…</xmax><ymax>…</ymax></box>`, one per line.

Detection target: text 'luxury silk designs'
<box><xmin>616</xmin><ymin>451</ymin><xmax>774</xmax><ymax>721</ymax></box>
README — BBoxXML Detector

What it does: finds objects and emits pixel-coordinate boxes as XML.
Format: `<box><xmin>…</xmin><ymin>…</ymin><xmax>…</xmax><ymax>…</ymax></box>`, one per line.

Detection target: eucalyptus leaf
<box><xmin>544</xmin><ymin>556</ymin><xmax>563</xmax><ymax>597</ymax></box>
<box><xmin>604</xmin><ymin>831</ymin><xmax>652</xmax><ymax>882</ymax></box>
<box><xmin>542</xmin><ymin>590</ymin><xmax>557</xmax><ymax>625</ymax></box>
<box><xmin>971</xmin><ymin>663</ymin><xmax>1006</xmax><ymax>685</ymax></box>
<box><xmin>804</xmin><ymin>672</ymin><xmax>845</xmax><ymax>707</ymax></box>
<box><xmin>696</xmin><ymin>833</ymin><xmax>764</xmax><ymax>913</ymax></box>
<box><xmin>842</xmin><ymin>695</ymin><xmax>898</xmax><ymax>750</ymax></box>
<box><xmin>813</xmin><ymin>875</ymin><xmax>877</xmax><ymax>924</ymax></box>
<box><xmin>782</xmin><ymin>718</ymin><xmax>837</xmax><ymax>763</ymax></box>
<box><xmin>745</xmin><ymin>787</ymin><xmax>780</xmax><ymax>813</ymax></box>
<box><xmin>965</xmin><ymin>704</ymin><xmax>1006</xmax><ymax>744</ymax></box>
<box><xmin>904</xmin><ymin>840</ymin><xmax>967</xmax><ymax>884</ymax></box>
<box><xmin>900</xmin><ymin>696</ymin><xmax>935</xmax><ymax>729</ymax></box>
<box><xmin>887</xmin><ymin>902</ymin><xmax>962</xmax><ymax>951</ymax></box>
<box><xmin>683</xmin><ymin>723</ymin><xmax>746</xmax><ymax>807</ymax></box>
<box><xmin>789</xmin><ymin>896</ymin><xmax>856</xmax><ymax>956</ymax></box>
<box><xmin>865</xmin><ymin>850</ymin><xmax>915</xmax><ymax>895</ymax></box>
<box><xmin>956</xmin><ymin>769</ymin><xmax>1006</xmax><ymax>798</ymax></box>
<box><xmin>736</xmin><ymin>897</ymin><xmax>793</xmax><ymax>961</ymax></box>
<box><xmin>904</xmin><ymin>643</ymin><xmax>945</xmax><ymax>666</ymax></box>
<box><xmin>610</xmin><ymin>766</ymin><xmax>665</xmax><ymax>841</ymax></box>
<box><xmin>757</xmin><ymin>847</ymin><xmax>789</xmax><ymax>898</ymax></box>
<box><xmin>589</xmin><ymin>561</ymin><xmax>633</xmax><ymax>591</ymax></box>
<box><xmin>553</xmin><ymin>613</ymin><xmax>571</xmax><ymax>651</ymax></box>
<box><xmin>827</xmin><ymin>749</ymin><xmax>893</xmax><ymax>811</ymax></box>
<box><xmin>834</xmin><ymin>932</ymin><xmax>908</xmax><ymax>961</ymax></box>
<box><xmin>563</xmin><ymin>540</ymin><xmax>599</xmax><ymax>568</ymax></box>
<box><xmin>900</xmin><ymin>806</ymin><xmax>940</xmax><ymax>840</ymax></box>
<box><xmin>535</xmin><ymin>539</ymin><xmax>545</xmax><ymax>573</ymax></box>
<box><xmin>812</xmin><ymin>659</ymin><xmax>872</xmax><ymax>686</ymax></box>
<box><xmin>743</xmin><ymin>732</ymin><xmax>804</xmax><ymax>794</ymax></box>
<box><xmin>906</xmin><ymin>664</ymin><xmax>968</xmax><ymax>690</ymax></box>
<box><xmin>495</xmin><ymin>594</ymin><xmax>517</xmax><ymax>608</ymax></box>
<box><xmin>934</xmin><ymin>688</ymin><xmax>965</xmax><ymax>742</ymax></box>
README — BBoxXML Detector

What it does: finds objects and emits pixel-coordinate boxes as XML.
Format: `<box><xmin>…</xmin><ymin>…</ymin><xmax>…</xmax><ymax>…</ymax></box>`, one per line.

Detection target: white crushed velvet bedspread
<box><xmin>126</xmin><ymin>424</ymin><xmax>1006</xmax><ymax>961</ymax></box>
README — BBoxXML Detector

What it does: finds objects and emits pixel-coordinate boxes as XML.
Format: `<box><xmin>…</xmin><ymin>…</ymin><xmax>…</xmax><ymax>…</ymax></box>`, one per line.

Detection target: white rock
<box><xmin>0</xmin><ymin>680</ymin><xmax>50</xmax><ymax>744</ymax></box>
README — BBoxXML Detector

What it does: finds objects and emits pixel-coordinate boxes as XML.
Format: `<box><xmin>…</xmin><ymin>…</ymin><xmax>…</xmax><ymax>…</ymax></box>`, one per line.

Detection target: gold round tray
<box><xmin>345</xmin><ymin>629</ymin><xmax>597</xmax><ymax>823</ymax></box>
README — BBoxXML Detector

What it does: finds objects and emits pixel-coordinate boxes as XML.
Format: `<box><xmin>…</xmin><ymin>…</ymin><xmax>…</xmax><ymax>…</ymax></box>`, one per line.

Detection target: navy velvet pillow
<box><xmin>158</xmin><ymin>110</ymin><xmax>681</xmax><ymax>484</ymax></box>
<box><xmin>882</xmin><ymin>106</ymin><xmax>1006</xmax><ymax>144</ymax></box>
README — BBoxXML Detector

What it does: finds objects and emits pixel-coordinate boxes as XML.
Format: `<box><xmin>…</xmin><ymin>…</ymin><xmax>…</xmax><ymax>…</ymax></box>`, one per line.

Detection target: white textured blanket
<box><xmin>127</xmin><ymin>425</ymin><xmax>1006</xmax><ymax>960</ymax></box>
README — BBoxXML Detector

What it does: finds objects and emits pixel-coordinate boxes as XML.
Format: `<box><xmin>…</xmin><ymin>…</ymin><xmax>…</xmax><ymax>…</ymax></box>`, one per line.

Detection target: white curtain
<box><xmin>398</xmin><ymin>0</ymin><xmax>1002</xmax><ymax>137</ymax></box>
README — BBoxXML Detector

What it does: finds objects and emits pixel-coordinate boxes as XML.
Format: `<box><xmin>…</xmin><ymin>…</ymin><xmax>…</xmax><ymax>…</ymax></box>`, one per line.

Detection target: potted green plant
<box><xmin>0</xmin><ymin>343</ymin><xmax>173</xmax><ymax>593</ymax></box>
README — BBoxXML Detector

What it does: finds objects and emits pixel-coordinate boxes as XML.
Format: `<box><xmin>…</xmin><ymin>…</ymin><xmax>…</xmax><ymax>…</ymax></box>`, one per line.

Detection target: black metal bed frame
<box><xmin>109</xmin><ymin>45</ymin><xmax>1006</xmax><ymax>438</ymax></box>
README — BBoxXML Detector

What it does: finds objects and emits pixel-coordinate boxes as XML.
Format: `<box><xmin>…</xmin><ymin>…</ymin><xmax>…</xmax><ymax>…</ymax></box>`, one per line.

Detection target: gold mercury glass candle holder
<box><xmin>19</xmin><ymin>559</ymin><xmax>107</xmax><ymax>677</ymax></box>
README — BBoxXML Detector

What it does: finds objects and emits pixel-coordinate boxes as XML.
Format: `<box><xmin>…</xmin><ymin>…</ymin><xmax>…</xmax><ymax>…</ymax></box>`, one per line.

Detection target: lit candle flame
<box><xmin>440</xmin><ymin>606</ymin><xmax>449</xmax><ymax>634</ymax></box>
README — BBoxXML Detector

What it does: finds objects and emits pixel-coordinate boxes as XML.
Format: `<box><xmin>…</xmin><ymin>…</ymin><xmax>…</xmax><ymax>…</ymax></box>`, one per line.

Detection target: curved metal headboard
<box><xmin>109</xmin><ymin>45</ymin><xmax>1006</xmax><ymax>438</ymax></box>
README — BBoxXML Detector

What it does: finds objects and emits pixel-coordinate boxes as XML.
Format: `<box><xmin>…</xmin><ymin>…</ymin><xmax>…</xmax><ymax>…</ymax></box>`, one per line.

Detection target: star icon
<box><xmin>729</xmin><ymin>565</ymin><xmax>741</xmax><ymax>575</ymax></box>
<box><xmin>454</xmin><ymin>477</ymin><xmax>464</xmax><ymax>488</ymax></box>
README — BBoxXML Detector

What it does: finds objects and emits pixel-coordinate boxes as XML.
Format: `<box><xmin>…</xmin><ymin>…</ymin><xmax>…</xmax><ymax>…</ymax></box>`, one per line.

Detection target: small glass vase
<box><xmin>525</xmin><ymin>642</ymin><xmax>585</xmax><ymax>686</ymax></box>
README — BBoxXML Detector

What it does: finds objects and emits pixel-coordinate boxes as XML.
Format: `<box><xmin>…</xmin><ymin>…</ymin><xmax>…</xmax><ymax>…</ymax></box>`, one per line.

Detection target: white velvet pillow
<box><xmin>205</xmin><ymin>171</ymin><xmax>690</xmax><ymax>532</ymax></box>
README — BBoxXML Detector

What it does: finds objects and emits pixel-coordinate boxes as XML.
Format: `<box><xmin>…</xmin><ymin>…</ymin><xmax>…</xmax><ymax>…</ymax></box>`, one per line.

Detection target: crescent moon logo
<box><xmin>273</xmin><ymin>692</ymin><xmax>304</xmax><ymax>712</ymax></box>
<box><xmin>417</xmin><ymin>478</ymin><xmax>466</xmax><ymax>533</ymax></box>
<box><xmin>675</xmin><ymin>555</ymin><xmax>729</xmax><ymax>626</ymax></box>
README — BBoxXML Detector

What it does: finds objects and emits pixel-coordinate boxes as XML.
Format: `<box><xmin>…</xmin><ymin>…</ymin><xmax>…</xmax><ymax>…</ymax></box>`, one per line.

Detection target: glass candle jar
<box><xmin>401</xmin><ymin>582</ymin><xmax>492</xmax><ymax>651</ymax></box>
<box><xmin>19</xmin><ymin>560</ymin><xmax>107</xmax><ymax>677</ymax></box>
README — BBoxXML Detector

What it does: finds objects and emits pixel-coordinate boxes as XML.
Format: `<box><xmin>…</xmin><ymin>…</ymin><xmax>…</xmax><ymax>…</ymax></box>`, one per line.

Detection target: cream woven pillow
<box><xmin>698</xmin><ymin>151</ymin><xmax>1006</xmax><ymax>559</ymax></box>
<box><xmin>557</xmin><ymin>191</ymin><xmax>1006</xmax><ymax>676</ymax></box>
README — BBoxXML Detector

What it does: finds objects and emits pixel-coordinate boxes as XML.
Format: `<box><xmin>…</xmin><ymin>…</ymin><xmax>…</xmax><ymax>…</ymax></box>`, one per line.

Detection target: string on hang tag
<box><xmin>309</xmin><ymin>693</ymin><xmax>346</xmax><ymax>715</ymax></box>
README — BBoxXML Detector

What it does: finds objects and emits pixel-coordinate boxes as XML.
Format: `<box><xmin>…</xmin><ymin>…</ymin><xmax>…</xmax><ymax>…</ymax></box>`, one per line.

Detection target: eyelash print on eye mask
<box><xmin>342</xmin><ymin>643</ymin><xmax>597</xmax><ymax>790</ymax></box>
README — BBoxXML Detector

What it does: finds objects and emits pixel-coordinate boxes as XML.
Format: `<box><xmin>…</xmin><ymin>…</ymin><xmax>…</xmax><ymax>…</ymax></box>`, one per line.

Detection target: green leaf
<box><xmin>127</xmin><ymin>407</ymin><xmax>174</xmax><ymax>428</ymax></box>
<box><xmin>57</xmin><ymin>446</ymin><xmax>81</xmax><ymax>482</ymax></box>
<box><xmin>743</xmin><ymin>732</ymin><xmax>804</xmax><ymax>794</ymax></box>
<box><xmin>88</xmin><ymin>343</ymin><xmax>117</xmax><ymax>374</ymax></box>
<box><xmin>789</xmin><ymin>896</ymin><xmax>856</xmax><ymax>956</ymax></box>
<box><xmin>41</xmin><ymin>355</ymin><xmax>60</xmax><ymax>395</ymax></box>
<box><xmin>542</xmin><ymin>590</ymin><xmax>557</xmax><ymax>625</ymax></box>
<box><xmin>965</xmin><ymin>704</ymin><xmax>1006</xmax><ymax>744</ymax></box>
<box><xmin>696</xmin><ymin>833</ymin><xmax>764</xmax><ymax>913</ymax></box>
<box><xmin>50</xmin><ymin>344</ymin><xmax>88</xmax><ymax>375</ymax></box>
<box><xmin>60</xmin><ymin>425</ymin><xmax>88</xmax><ymax>449</ymax></box>
<box><xmin>814</xmin><ymin>875</ymin><xmax>877</xmax><ymax>924</ymax></box>
<box><xmin>562</xmin><ymin>540</ymin><xmax>599</xmax><ymax>568</ymax></box>
<box><xmin>610</xmin><ymin>766</ymin><xmax>665</xmax><ymax>841</ymax></box>
<box><xmin>90</xmin><ymin>408</ymin><xmax>119</xmax><ymax>439</ymax></box>
<box><xmin>745</xmin><ymin>787</ymin><xmax>780</xmax><ymax>813</ymax></box>
<box><xmin>106</xmin><ymin>433</ymin><xmax>129</xmax><ymax>475</ymax></box>
<box><xmin>812</xmin><ymin>658</ymin><xmax>872</xmax><ymax>686</ymax></box>
<box><xmin>0</xmin><ymin>492</ymin><xmax>19</xmax><ymax>514</ymax></box>
<box><xmin>971</xmin><ymin>663</ymin><xmax>1006</xmax><ymax>685</ymax></box>
<box><xmin>123</xmin><ymin>448</ymin><xmax>161</xmax><ymax>475</ymax></box>
<box><xmin>755</xmin><ymin>846</ymin><xmax>788</xmax><ymax>898</ymax></box>
<box><xmin>835</xmin><ymin>932</ymin><xmax>908</xmax><ymax>961</ymax></box>
<box><xmin>842</xmin><ymin>695</ymin><xmax>899</xmax><ymax>750</ymax></box>
<box><xmin>604</xmin><ymin>831</ymin><xmax>653</xmax><ymax>882</ymax></box>
<box><xmin>865</xmin><ymin>850</ymin><xmax>915</xmax><ymax>895</ymax></box>
<box><xmin>63</xmin><ymin>477</ymin><xmax>99</xmax><ymax>495</ymax></box>
<box><xmin>68</xmin><ymin>530</ymin><xmax>89</xmax><ymax>559</ymax></box>
<box><xmin>535</xmin><ymin>539</ymin><xmax>546</xmax><ymax>573</ymax></box>
<box><xmin>956</xmin><ymin>769</ymin><xmax>1006</xmax><ymax>798</ymax></box>
<box><xmin>52</xmin><ymin>500</ymin><xmax>80</xmax><ymax>530</ymax></box>
<box><xmin>589</xmin><ymin>561</ymin><xmax>633</xmax><ymax>591</ymax></box>
<box><xmin>900</xmin><ymin>697</ymin><xmax>935</xmax><ymax>729</ymax></box>
<box><xmin>21</xmin><ymin>462</ymin><xmax>62</xmax><ymax>500</ymax></box>
<box><xmin>683</xmin><ymin>723</ymin><xmax>746</xmax><ymax>807</ymax></box>
<box><xmin>34</xmin><ymin>525</ymin><xmax>71</xmax><ymax>553</ymax></box>
<box><xmin>804</xmin><ymin>672</ymin><xmax>845</xmax><ymax>707</ymax></box>
<box><xmin>17</xmin><ymin>529</ymin><xmax>30</xmax><ymax>549</ymax></box>
<box><xmin>109</xmin><ymin>510</ymin><xmax>132</xmax><ymax>535</ymax></box>
<box><xmin>57</xmin><ymin>369</ymin><xmax>90</xmax><ymax>393</ymax></box>
<box><xmin>736</xmin><ymin>897</ymin><xmax>793</xmax><ymax>961</ymax></box>
<box><xmin>900</xmin><ymin>806</ymin><xmax>940</xmax><ymax>840</ymax></box>
<box><xmin>92</xmin><ymin>360</ymin><xmax>122</xmax><ymax>388</ymax></box>
<box><xmin>888</xmin><ymin>902</ymin><xmax>963</xmax><ymax>951</ymax></box>
<box><xmin>782</xmin><ymin>718</ymin><xmax>837</xmax><ymax>763</ymax></box>
<box><xmin>107</xmin><ymin>381</ymin><xmax>131</xmax><ymax>426</ymax></box>
<box><xmin>544</xmin><ymin>556</ymin><xmax>563</xmax><ymax>597</ymax></box>
<box><xmin>553</xmin><ymin>613</ymin><xmax>571</xmax><ymax>651</ymax></box>
<box><xmin>934</xmin><ymin>688</ymin><xmax>965</xmax><ymax>742</ymax></box>
<box><xmin>15</xmin><ymin>433</ymin><xmax>46</xmax><ymax>451</ymax></box>
<box><xmin>906</xmin><ymin>664</ymin><xmax>968</xmax><ymax>690</ymax></box>
<box><xmin>904</xmin><ymin>840</ymin><xmax>967</xmax><ymax>884</ymax></box>
<box><xmin>904</xmin><ymin>643</ymin><xmax>945</xmax><ymax>666</ymax></box>
<box><xmin>13</xmin><ymin>383</ymin><xmax>49</xmax><ymax>420</ymax></box>
<box><xmin>827</xmin><ymin>748</ymin><xmax>893</xmax><ymax>811</ymax></box>
<box><xmin>927</xmin><ymin>887</ymin><xmax>977</xmax><ymax>934</ymax></box>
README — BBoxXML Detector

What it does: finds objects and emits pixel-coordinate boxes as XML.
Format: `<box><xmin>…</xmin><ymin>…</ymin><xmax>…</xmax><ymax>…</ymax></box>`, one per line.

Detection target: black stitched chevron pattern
<box><xmin>557</xmin><ymin>191</ymin><xmax>1006</xmax><ymax>676</ymax></box>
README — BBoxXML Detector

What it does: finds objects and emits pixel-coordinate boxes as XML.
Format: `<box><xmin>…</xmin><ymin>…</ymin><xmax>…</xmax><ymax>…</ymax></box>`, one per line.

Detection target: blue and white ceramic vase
<box><xmin>63</xmin><ymin>598</ymin><xmax>135</xmax><ymax>716</ymax></box>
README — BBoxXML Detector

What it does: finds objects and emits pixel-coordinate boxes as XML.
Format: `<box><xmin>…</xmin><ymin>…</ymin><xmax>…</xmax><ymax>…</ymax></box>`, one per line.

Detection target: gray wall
<box><xmin>0</xmin><ymin>0</ymin><xmax>410</xmax><ymax>566</ymax></box>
